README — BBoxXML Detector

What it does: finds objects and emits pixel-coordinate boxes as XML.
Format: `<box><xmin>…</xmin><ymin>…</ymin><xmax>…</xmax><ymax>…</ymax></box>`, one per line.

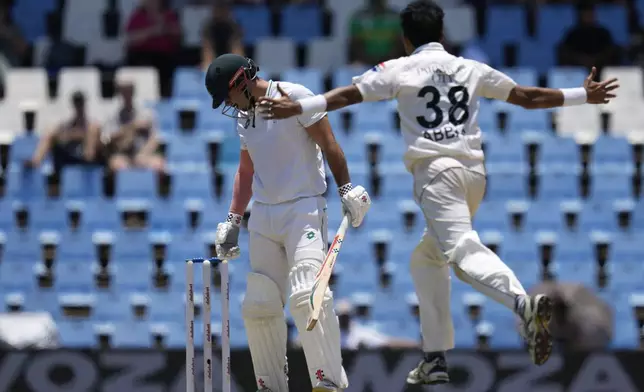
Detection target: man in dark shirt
<box><xmin>201</xmin><ymin>2</ymin><xmax>243</xmax><ymax>69</ymax></box>
<box><xmin>26</xmin><ymin>92</ymin><xmax>101</xmax><ymax>173</ymax></box>
<box><xmin>558</xmin><ymin>3</ymin><xmax>619</xmax><ymax>70</ymax></box>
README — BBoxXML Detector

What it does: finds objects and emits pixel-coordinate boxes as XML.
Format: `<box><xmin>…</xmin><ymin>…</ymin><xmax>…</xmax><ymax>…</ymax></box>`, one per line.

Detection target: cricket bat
<box><xmin>306</xmin><ymin>214</ymin><xmax>350</xmax><ymax>331</ymax></box>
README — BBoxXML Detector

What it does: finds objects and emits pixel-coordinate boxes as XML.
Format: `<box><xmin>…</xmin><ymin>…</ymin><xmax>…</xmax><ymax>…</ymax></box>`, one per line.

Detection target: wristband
<box><xmin>338</xmin><ymin>183</ymin><xmax>353</xmax><ymax>197</ymax></box>
<box><xmin>297</xmin><ymin>95</ymin><xmax>327</xmax><ymax>115</ymax></box>
<box><xmin>226</xmin><ymin>212</ymin><xmax>243</xmax><ymax>227</ymax></box>
<box><xmin>560</xmin><ymin>88</ymin><xmax>587</xmax><ymax>106</ymax></box>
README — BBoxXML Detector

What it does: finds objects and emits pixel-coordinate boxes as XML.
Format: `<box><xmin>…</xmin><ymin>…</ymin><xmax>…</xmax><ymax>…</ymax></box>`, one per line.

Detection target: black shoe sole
<box><xmin>533</xmin><ymin>295</ymin><xmax>554</xmax><ymax>366</ymax></box>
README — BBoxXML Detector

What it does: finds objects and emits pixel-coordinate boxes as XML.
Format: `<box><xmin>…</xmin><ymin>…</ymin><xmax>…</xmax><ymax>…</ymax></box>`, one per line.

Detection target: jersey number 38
<box><xmin>416</xmin><ymin>85</ymin><xmax>470</xmax><ymax>128</ymax></box>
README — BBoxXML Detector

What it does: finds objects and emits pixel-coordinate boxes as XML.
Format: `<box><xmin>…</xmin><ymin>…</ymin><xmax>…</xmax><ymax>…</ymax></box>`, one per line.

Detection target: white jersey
<box><xmin>352</xmin><ymin>43</ymin><xmax>517</xmax><ymax>171</ymax></box>
<box><xmin>237</xmin><ymin>80</ymin><xmax>327</xmax><ymax>204</ymax></box>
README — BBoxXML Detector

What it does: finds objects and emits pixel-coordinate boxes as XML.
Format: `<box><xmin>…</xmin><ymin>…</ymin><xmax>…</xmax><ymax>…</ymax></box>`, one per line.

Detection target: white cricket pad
<box><xmin>289</xmin><ymin>261</ymin><xmax>348</xmax><ymax>388</ymax></box>
<box><xmin>242</xmin><ymin>272</ymin><xmax>289</xmax><ymax>392</ymax></box>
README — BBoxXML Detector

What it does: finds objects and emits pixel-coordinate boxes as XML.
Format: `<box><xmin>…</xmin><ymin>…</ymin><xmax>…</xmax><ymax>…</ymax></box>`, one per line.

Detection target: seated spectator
<box><xmin>125</xmin><ymin>0</ymin><xmax>182</xmax><ymax>96</ymax></box>
<box><xmin>200</xmin><ymin>1</ymin><xmax>243</xmax><ymax>70</ymax></box>
<box><xmin>336</xmin><ymin>300</ymin><xmax>417</xmax><ymax>349</ymax></box>
<box><xmin>102</xmin><ymin>82</ymin><xmax>164</xmax><ymax>172</ymax></box>
<box><xmin>557</xmin><ymin>3</ymin><xmax>620</xmax><ymax>70</ymax></box>
<box><xmin>25</xmin><ymin>92</ymin><xmax>101</xmax><ymax>172</ymax></box>
<box><xmin>0</xmin><ymin>1</ymin><xmax>28</xmax><ymax>83</ymax></box>
<box><xmin>348</xmin><ymin>0</ymin><xmax>404</xmax><ymax>66</ymax></box>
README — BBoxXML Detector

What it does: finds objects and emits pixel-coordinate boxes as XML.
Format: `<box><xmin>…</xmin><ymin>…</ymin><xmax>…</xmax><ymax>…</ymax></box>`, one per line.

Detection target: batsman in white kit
<box><xmin>204</xmin><ymin>54</ymin><xmax>371</xmax><ymax>392</ymax></box>
<box><xmin>257</xmin><ymin>0</ymin><xmax>619</xmax><ymax>385</ymax></box>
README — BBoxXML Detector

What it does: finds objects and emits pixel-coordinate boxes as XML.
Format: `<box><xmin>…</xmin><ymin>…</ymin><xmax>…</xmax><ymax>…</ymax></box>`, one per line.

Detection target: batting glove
<box><xmin>215</xmin><ymin>212</ymin><xmax>242</xmax><ymax>260</ymax></box>
<box><xmin>339</xmin><ymin>183</ymin><xmax>371</xmax><ymax>227</ymax></box>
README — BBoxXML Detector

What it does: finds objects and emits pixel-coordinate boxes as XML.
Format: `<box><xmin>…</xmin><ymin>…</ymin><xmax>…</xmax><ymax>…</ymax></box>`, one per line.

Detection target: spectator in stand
<box><xmin>336</xmin><ymin>299</ymin><xmax>418</xmax><ymax>349</ymax></box>
<box><xmin>101</xmin><ymin>81</ymin><xmax>164</xmax><ymax>172</ymax></box>
<box><xmin>0</xmin><ymin>0</ymin><xmax>27</xmax><ymax>84</ymax></box>
<box><xmin>25</xmin><ymin>92</ymin><xmax>101</xmax><ymax>173</ymax></box>
<box><xmin>125</xmin><ymin>0</ymin><xmax>182</xmax><ymax>97</ymax></box>
<box><xmin>557</xmin><ymin>2</ymin><xmax>620</xmax><ymax>70</ymax></box>
<box><xmin>200</xmin><ymin>1</ymin><xmax>243</xmax><ymax>70</ymax></box>
<box><xmin>348</xmin><ymin>0</ymin><xmax>404</xmax><ymax>66</ymax></box>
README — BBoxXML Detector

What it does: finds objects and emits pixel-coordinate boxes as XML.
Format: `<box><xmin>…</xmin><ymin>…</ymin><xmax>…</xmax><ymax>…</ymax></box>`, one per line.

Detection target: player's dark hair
<box><xmin>400</xmin><ymin>0</ymin><xmax>445</xmax><ymax>48</ymax></box>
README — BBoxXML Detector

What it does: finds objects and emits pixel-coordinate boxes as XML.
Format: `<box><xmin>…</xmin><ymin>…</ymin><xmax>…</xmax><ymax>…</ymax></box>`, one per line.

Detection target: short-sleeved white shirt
<box><xmin>352</xmin><ymin>43</ymin><xmax>517</xmax><ymax>170</ymax></box>
<box><xmin>237</xmin><ymin>80</ymin><xmax>327</xmax><ymax>204</ymax></box>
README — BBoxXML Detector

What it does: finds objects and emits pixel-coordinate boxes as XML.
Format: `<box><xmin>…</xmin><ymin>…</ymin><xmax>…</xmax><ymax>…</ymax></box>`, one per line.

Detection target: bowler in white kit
<box><xmin>205</xmin><ymin>54</ymin><xmax>371</xmax><ymax>392</ymax></box>
<box><xmin>257</xmin><ymin>0</ymin><xmax>619</xmax><ymax>385</ymax></box>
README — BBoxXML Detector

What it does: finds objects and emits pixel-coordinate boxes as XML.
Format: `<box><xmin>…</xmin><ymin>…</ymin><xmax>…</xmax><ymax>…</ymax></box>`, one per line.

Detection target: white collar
<box><xmin>412</xmin><ymin>42</ymin><xmax>445</xmax><ymax>55</ymax></box>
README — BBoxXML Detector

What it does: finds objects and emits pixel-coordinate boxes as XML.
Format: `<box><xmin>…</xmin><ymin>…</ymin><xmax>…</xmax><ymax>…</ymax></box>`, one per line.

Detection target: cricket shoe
<box><xmin>312</xmin><ymin>379</ymin><xmax>342</xmax><ymax>392</ymax></box>
<box><xmin>406</xmin><ymin>356</ymin><xmax>450</xmax><ymax>385</ymax></box>
<box><xmin>518</xmin><ymin>294</ymin><xmax>554</xmax><ymax>366</ymax></box>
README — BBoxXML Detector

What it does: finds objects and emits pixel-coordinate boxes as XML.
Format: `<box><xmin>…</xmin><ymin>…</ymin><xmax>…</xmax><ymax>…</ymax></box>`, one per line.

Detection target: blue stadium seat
<box><xmin>524</xmin><ymin>201</ymin><xmax>564</xmax><ymax>232</ymax></box>
<box><xmin>57</xmin><ymin>321</ymin><xmax>96</xmax><ymax>347</ymax></box>
<box><xmin>116</xmin><ymin>170</ymin><xmax>157</xmax><ymax>200</ymax></box>
<box><xmin>6</xmin><ymin>167</ymin><xmax>47</xmax><ymax>200</ymax></box>
<box><xmin>537</xmin><ymin>136</ymin><xmax>580</xmax><ymax>171</ymax></box>
<box><xmin>610</xmin><ymin>262</ymin><xmax>644</xmax><ymax>291</ymax></box>
<box><xmin>486</xmin><ymin>6</ymin><xmax>527</xmax><ymax>43</ymax></box>
<box><xmin>484</xmin><ymin>134</ymin><xmax>526</xmax><ymax>168</ymax></box>
<box><xmin>112</xmin><ymin>262</ymin><xmax>151</xmax><ymax>290</ymax></box>
<box><xmin>148</xmin><ymin>291</ymin><xmax>185</xmax><ymax>322</ymax></box>
<box><xmin>149</xmin><ymin>200</ymin><xmax>188</xmax><ymax>232</ymax></box>
<box><xmin>113</xmin><ymin>231</ymin><xmax>152</xmax><ymax>264</ymax></box>
<box><xmin>596</xmin><ymin>5</ymin><xmax>629</xmax><ymax>45</ymax></box>
<box><xmin>353</xmin><ymin>102</ymin><xmax>395</xmax><ymax>130</ymax></box>
<box><xmin>506</xmin><ymin>111</ymin><xmax>550</xmax><ymax>133</ymax></box>
<box><xmin>9</xmin><ymin>134</ymin><xmax>39</xmax><ymax>166</ymax></box>
<box><xmin>333</xmin><ymin>66</ymin><xmax>370</xmax><ymax>88</ymax></box>
<box><xmin>499</xmin><ymin>67</ymin><xmax>537</xmax><ymax>86</ymax></box>
<box><xmin>0</xmin><ymin>199</ymin><xmax>16</xmax><ymax>232</ymax></box>
<box><xmin>517</xmin><ymin>40</ymin><xmax>555</xmax><ymax>73</ymax></box>
<box><xmin>165</xmin><ymin>134</ymin><xmax>208</xmax><ymax>163</ymax></box>
<box><xmin>590</xmin><ymin>172</ymin><xmax>632</xmax><ymax>201</ymax></box>
<box><xmin>173</xmin><ymin>68</ymin><xmax>209</xmax><ymax>100</ymax></box>
<box><xmin>54</xmin><ymin>262</ymin><xmax>93</xmax><ymax>291</ymax></box>
<box><xmin>83</xmin><ymin>199</ymin><xmax>120</xmax><ymax>231</ymax></box>
<box><xmin>233</xmin><ymin>6</ymin><xmax>272</xmax><ymax>45</ymax></box>
<box><xmin>578</xmin><ymin>202</ymin><xmax>616</xmax><ymax>232</ymax></box>
<box><xmin>551</xmin><ymin>261</ymin><xmax>594</xmax><ymax>285</ymax></box>
<box><xmin>110</xmin><ymin>322</ymin><xmax>152</xmax><ymax>348</ymax></box>
<box><xmin>633</xmin><ymin>203</ymin><xmax>644</xmax><ymax>230</ymax></box>
<box><xmin>548</xmin><ymin>67</ymin><xmax>587</xmax><ymax>88</ymax></box>
<box><xmin>2</xmin><ymin>231</ymin><xmax>39</xmax><ymax>264</ymax></box>
<box><xmin>610</xmin><ymin>233</ymin><xmax>644</xmax><ymax>263</ymax></box>
<box><xmin>281</xmin><ymin>68</ymin><xmax>324</xmax><ymax>94</ymax></box>
<box><xmin>485</xmin><ymin>172</ymin><xmax>527</xmax><ymax>200</ymax></box>
<box><xmin>552</xmin><ymin>232</ymin><xmax>593</xmax><ymax>263</ymax></box>
<box><xmin>536</xmin><ymin>5</ymin><xmax>575</xmax><ymax>46</ymax></box>
<box><xmin>62</xmin><ymin>166</ymin><xmax>103</xmax><ymax>199</ymax></box>
<box><xmin>281</xmin><ymin>5</ymin><xmax>323</xmax><ymax>44</ymax></box>
<box><xmin>58</xmin><ymin>231</ymin><xmax>94</xmax><ymax>262</ymax></box>
<box><xmin>538</xmin><ymin>171</ymin><xmax>580</xmax><ymax>200</ymax></box>
<box><xmin>197</xmin><ymin>105</ymin><xmax>236</xmax><ymax>132</ymax></box>
<box><xmin>590</xmin><ymin>136</ymin><xmax>632</xmax><ymax>168</ymax></box>
<box><xmin>29</xmin><ymin>200</ymin><xmax>67</xmax><ymax>231</ymax></box>
<box><xmin>154</xmin><ymin>101</ymin><xmax>177</xmax><ymax>131</ymax></box>
<box><xmin>473</xmin><ymin>201</ymin><xmax>509</xmax><ymax>231</ymax></box>
<box><xmin>94</xmin><ymin>292</ymin><xmax>134</xmax><ymax>322</ymax></box>
<box><xmin>0</xmin><ymin>259</ymin><xmax>35</xmax><ymax>291</ymax></box>
<box><xmin>501</xmin><ymin>232</ymin><xmax>538</xmax><ymax>262</ymax></box>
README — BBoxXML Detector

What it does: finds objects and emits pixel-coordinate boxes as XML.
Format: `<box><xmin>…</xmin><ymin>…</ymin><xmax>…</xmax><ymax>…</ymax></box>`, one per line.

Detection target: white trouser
<box><xmin>411</xmin><ymin>157</ymin><xmax>527</xmax><ymax>352</ymax></box>
<box><xmin>242</xmin><ymin>196</ymin><xmax>348</xmax><ymax>392</ymax></box>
